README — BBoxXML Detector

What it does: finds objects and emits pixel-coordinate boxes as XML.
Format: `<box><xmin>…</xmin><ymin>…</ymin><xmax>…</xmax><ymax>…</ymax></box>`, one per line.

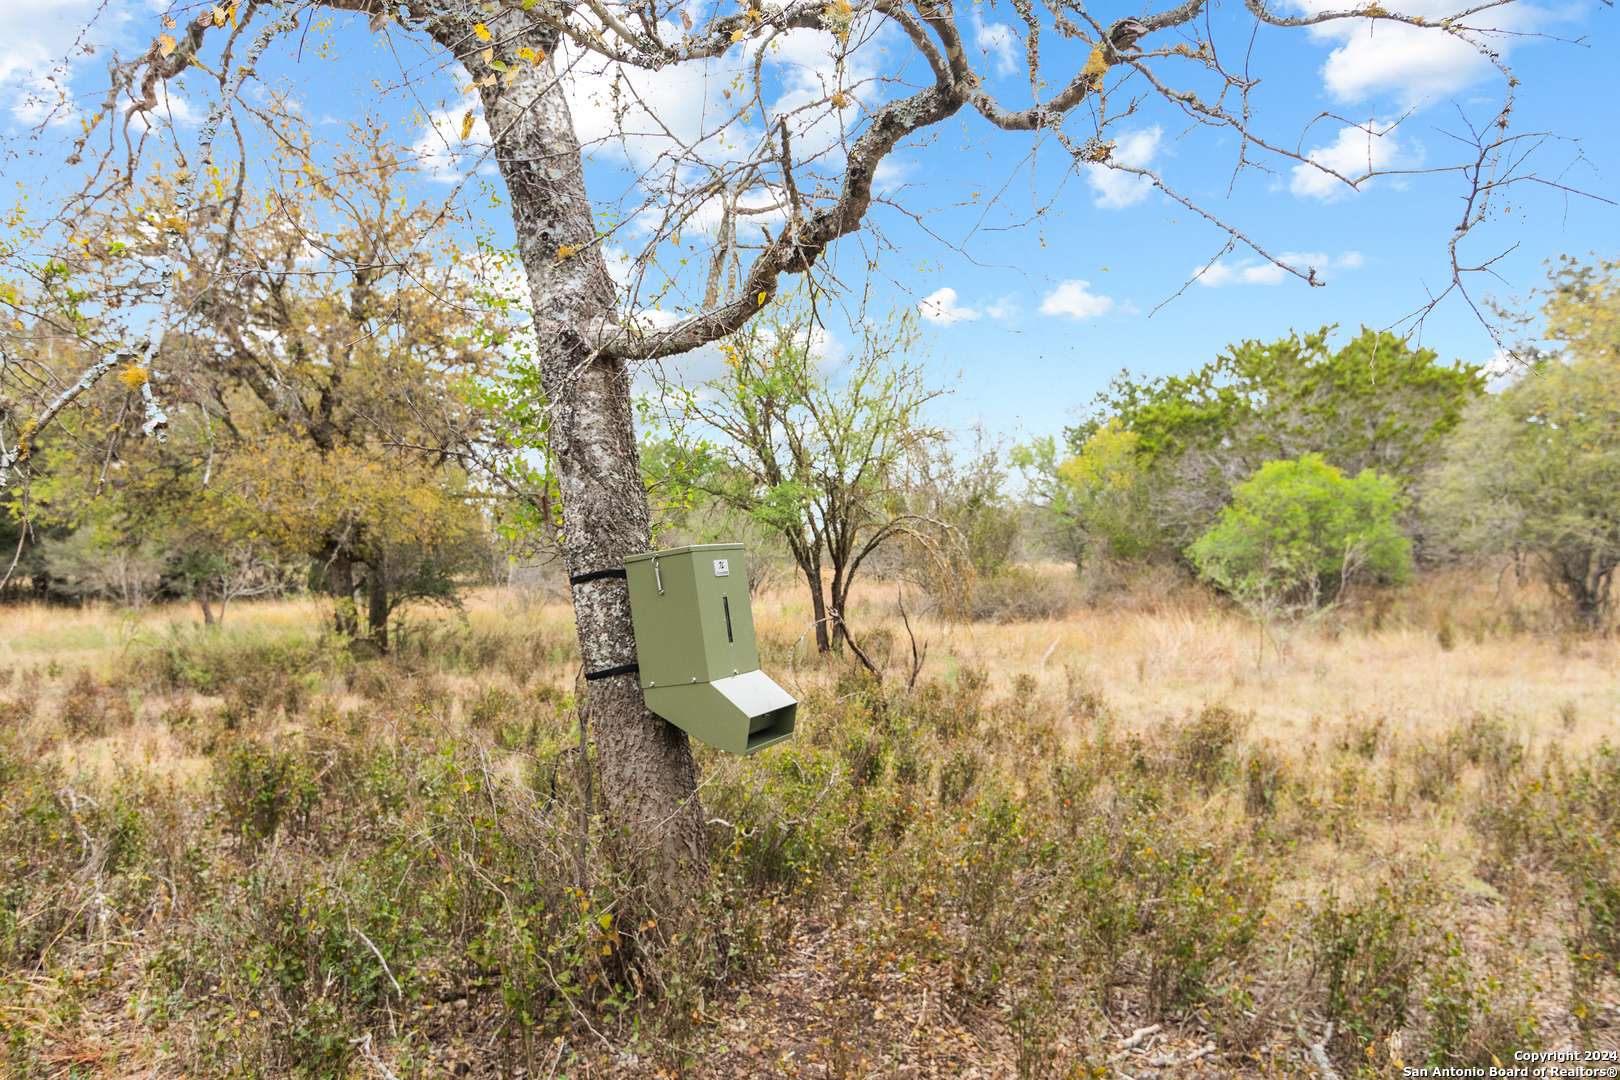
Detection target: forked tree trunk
<box><xmin>454</xmin><ymin>15</ymin><xmax>706</xmax><ymax>895</ymax></box>
<box><xmin>829</xmin><ymin>561</ymin><xmax>849</xmax><ymax>651</ymax></box>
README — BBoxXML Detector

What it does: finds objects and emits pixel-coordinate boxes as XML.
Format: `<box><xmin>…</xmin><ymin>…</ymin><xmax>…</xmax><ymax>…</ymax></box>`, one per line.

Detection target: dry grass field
<box><xmin>1</xmin><ymin>567</ymin><xmax>1617</xmax><ymax>1077</ymax></box>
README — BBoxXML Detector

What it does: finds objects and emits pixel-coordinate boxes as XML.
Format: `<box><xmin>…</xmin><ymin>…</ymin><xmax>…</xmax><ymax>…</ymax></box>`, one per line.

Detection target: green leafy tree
<box><xmin>663</xmin><ymin>304</ymin><xmax>944</xmax><ymax>657</ymax></box>
<box><xmin>1016</xmin><ymin>421</ymin><xmax>1162</xmax><ymax>571</ymax></box>
<box><xmin>1423</xmin><ymin>258</ymin><xmax>1620</xmax><ymax>626</ymax></box>
<box><xmin>1083</xmin><ymin>328</ymin><xmax>1484</xmax><ymax>551</ymax></box>
<box><xmin>1190</xmin><ymin>455</ymin><xmax>1411</xmax><ymax>622</ymax></box>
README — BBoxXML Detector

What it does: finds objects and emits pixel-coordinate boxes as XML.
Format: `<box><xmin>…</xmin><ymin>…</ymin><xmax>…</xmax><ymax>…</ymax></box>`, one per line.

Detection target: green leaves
<box><xmin>1075</xmin><ymin>326</ymin><xmax>1483</xmax><ymax>555</ymax></box>
<box><xmin>1422</xmin><ymin>315</ymin><xmax>1620</xmax><ymax>624</ymax></box>
<box><xmin>1189</xmin><ymin>454</ymin><xmax>1411</xmax><ymax>618</ymax></box>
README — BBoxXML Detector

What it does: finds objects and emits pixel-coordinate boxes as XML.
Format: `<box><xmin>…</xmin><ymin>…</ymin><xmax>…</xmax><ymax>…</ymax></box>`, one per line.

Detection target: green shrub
<box><xmin>1308</xmin><ymin>866</ymin><xmax>1438</xmax><ymax>1060</ymax></box>
<box><xmin>0</xmin><ymin>751</ymin><xmax>150</xmax><ymax>969</ymax></box>
<box><xmin>1189</xmin><ymin>454</ymin><xmax>1412</xmax><ymax>618</ymax></box>
<box><xmin>1422</xmin><ymin>931</ymin><xmax>1540</xmax><ymax>1067</ymax></box>
<box><xmin>216</xmin><ymin>740</ymin><xmax>319</xmax><ymax>847</ymax></box>
<box><xmin>59</xmin><ymin>668</ymin><xmax>133</xmax><ymax>737</ymax></box>
<box><xmin>1173</xmin><ymin>703</ymin><xmax>1248</xmax><ymax>788</ymax></box>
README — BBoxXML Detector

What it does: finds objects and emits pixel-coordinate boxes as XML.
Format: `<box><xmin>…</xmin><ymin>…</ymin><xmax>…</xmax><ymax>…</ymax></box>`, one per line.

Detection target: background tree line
<box><xmin>1003</xmin><ymin>255</ymin><xmax>1618</xmax><ymax>630</ymax></box>
<box><xmin>6</xmin><ymin>227</ymin><xmax>1618</xmax><ymax>642</ymax></box>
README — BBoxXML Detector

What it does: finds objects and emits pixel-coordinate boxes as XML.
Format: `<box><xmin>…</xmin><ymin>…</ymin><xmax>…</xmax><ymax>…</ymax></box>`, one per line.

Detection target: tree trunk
<box><xmin>460</xmin><ymin>17</ymin><xmax>706</xmax><ymax>897</ymax></box>
<box><xmin>328</xmin><ymin>550</ymin><xmax>357</xmax><ymax>637</ymax></box>
<box><xmin>804</xmin><ymin>549</ymin><xmax>831</xmax><ymax>653</ymax></box>
<box><xmin>198</xmin><ymin>579</ymin><xmax>218</xmax><ymax>627</ymax></box>
<box><xmin>366</xmin><ymin>554</ymin><xmax>389</xmax><ymax>651</ymax></box>
<box><xmin>829</xmin><ymin>560</ymin><xmax>849</xmax><ymax>651</ymax></box>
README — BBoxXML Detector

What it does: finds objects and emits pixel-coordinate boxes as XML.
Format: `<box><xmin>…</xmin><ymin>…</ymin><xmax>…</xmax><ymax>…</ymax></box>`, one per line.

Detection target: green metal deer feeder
<box><xmin>623</xmin><ymin>543</ymin><xmax>797</xmax><ymax>754</ymax></box>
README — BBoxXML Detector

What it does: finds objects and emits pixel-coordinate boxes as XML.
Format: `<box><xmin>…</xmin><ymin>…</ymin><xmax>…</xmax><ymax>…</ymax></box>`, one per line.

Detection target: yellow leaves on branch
<box><xmin>821</xmin><ymin>0</ymin><xmax>853</xmax><ymax>43</ymax></box>
<box><xmin>1081</xmin><ymin>43</ymin><xmax>1111</xmax><ymax>82</ymax></box>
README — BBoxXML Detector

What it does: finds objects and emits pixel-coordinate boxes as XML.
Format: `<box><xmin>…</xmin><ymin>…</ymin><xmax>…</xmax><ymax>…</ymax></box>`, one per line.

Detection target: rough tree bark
<box><xmin>438</xmin><ymin>13</ymin><xmax>707</xmax><ymax>892</ymax></box>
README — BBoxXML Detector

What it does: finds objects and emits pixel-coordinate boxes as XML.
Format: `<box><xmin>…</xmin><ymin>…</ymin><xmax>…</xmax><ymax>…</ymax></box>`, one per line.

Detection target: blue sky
<box><xmin>1</xmin><ymin>0</ymin><xmax>1615</xmax><ymax>446</ymax></box>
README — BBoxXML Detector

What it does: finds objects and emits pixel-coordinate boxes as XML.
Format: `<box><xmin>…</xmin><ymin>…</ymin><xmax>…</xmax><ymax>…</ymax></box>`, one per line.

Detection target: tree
<box><xmin>1423</xmin><ymin>259</ymin><xmax>1620</xmax><ymax>626</ymax></box>
<box><xmin>1016</xmin><ymin>419</ymin><xmax>1161</xmax><ymax>572</ymax></box>
<box><xmin>210</xmin><ymin>436</ymin><xmax>488</xmax><ymax>645</ymax></box>
<box><xmin>109</xmin><ymin>133</ymin><xmax>488</xmax><ymax>646</ymax></box>
<box><xmin>1</xmin><ymin>0</ymin><xmax>1586</xmax><ymax>896</ymax></box>
<box><xmin>1189</xmin><ymin>454</ymin><xmax>1411</xmax><ymax>623</ymax></box>
<box><xmin>40</xmin><ymin>515</ymin><xmax>167</xmax><ymax>607</ymax></box>
<box><xmin>1082</xmin><ymin>327</ymin><xmax>1484</xmax><ymax>551</ymax></box>
<box><xmin>10</xmin><ymin>129</ymin><xmax>496</xmax><ymax>642</ymax></box>
<box><xmin>1540</xmin><ymin>254</ymin><xmax>1620</xmax><ymax>366</ymax></box>
<box><xmin>909</xmin><ymin>429</ymin><xmax>1021</xmax><ymax>588</ymax></box>
<box><xmin>665</xmin><ymin>304</ymin><xmax>943</xmax><ymax>658</ymax></box>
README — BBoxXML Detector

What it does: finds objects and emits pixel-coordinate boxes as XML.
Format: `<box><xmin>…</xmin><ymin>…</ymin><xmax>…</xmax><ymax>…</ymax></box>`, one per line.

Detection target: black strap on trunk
<box><xmin>584</xmin><ymin>661</ymin><xmax>640</xmax><ymax>682</ymax></box>
<box><xmin>569</xmin><ymin>567</ymin><xmax>627</xmax><ymax>586</ymax></box>
<box><xmin>573</xmin><ymin>567</ymin><xmax>635</xmax><ymax>681</ymax></box>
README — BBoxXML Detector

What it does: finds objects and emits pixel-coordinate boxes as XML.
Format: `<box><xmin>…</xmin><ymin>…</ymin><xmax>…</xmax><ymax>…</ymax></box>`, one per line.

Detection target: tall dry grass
<box><xmin>0</xmin><ymin>565</ymin><xmax>1616</xmax><ymax>1077</ymax></box>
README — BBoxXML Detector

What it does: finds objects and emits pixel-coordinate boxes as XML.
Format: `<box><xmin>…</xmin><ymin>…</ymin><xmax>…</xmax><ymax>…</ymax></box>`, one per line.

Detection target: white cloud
<box><xmin>1482</xmin><ymin>347</ymin><xmax>1531</xmax><ymax>391</ymax></box>
<box><xmin>0</xmin><ymin>0</ymin><xmax>135</xmax><ymax>125</ymax></box>
<box><xmin>918</xmin><ymin>288</ymin><xmax>1020</xmax><ymax>325</ymax></box>
<box><xmin>1289</xmin><ymin>123</ymin><xmax>1403</xmax><ymax>200</ymax></box>
<box><xmin>918</xmin><ymin>286</ymin><xmax>981</xmax><ymax>325</ymax></box>
<box><xmin>758</xmin><ymin>26</ymin><xmax>885</xmax><ymax>169</ymax></box>
<box><xmin>1039</xmin><ymin>280</ymin><xmax>1114</xmax><ymax>320</ymax></box>
<box><xmin>603</xmin><ymin>246</ymin><xmax>634</xmax><ymax>286</ymax></box>
<box><xmin>1294</xmin><ymin>0</ymin><xmax>1545</xmax><ymax>105</ymax></box>
<box><xmin>410</xmin><ymin>94</ymin><xmax>493</xmax><ymax>183</ymax></box>
<box><xmin>1083</xmin><ymin>126</ymin><xmax>1162</xmax><ymax>210</ymax></box>
<box><xmin>805</xmin><ymin>324</ymin><xmax>847</xmax><ymax>367</ymax></box>
<box><xmin>873</xmin><ymin>156</ymin><xmax>915</xmax><ymax>195</ymax></box>
<box><xmin>567</xmin><ymin>39</ymin><xmax>754</xmax><ymax>172</ymax></box>
<box><xmin>127</xmin><ymin>82</ymin><xmax>195</xmax><ymax>131</ymax></box>
<box><xmin>1195</xmin><ymin>250</ymin><xmax>1364</xmax><ymax>287</ymax></box>
<box><xmin>983</xmin><ymin>296</ymin><xmax>1019</xmax><ymax>321</ymax></box>
<box><xmin>972</xmin><ymin>14</ymin><xmax>1019</xmax><ymax>76</ymax></box>
<box><xmin>1196</xmin><ymin>261</ymin><xmax>1286</xmax><ymax>288</ymax></box>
